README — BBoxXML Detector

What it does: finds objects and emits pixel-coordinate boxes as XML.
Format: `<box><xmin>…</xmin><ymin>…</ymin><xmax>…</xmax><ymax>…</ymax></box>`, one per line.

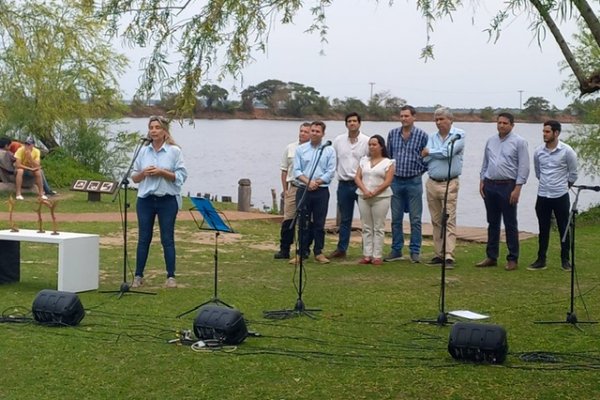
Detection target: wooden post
<box><xmin>237</xmin><ymin>178</ymin><xmax>251</xmax><ymax>212</ymax></box>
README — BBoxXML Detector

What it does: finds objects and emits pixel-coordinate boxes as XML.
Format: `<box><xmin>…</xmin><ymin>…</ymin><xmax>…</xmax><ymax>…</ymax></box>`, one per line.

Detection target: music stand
<box><xmin>535</xmin><ymin>186</ymin><xmax>597</xmax><ymax>327</ymax></box>
<box><xmin>177</xmin><ymin>197</ymin><xmax>235</xmax><ymax>318</ymax></box>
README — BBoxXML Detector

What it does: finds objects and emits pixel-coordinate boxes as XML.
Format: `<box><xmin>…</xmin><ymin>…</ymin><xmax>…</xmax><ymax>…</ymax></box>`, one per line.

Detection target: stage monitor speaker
<box><xmin>32</xmin><ymin>289</ymin><xmax>85</xmax><ymax>326</ymax></box>
<box><xmin>448</xmin><ymin>322</ymin><xmax>508</xmax><ymax>364</ymax></box>
<box><xmin>193</xmin><ymin>305</ymin><xmax>248</xmax><ymax>345</ymax></box>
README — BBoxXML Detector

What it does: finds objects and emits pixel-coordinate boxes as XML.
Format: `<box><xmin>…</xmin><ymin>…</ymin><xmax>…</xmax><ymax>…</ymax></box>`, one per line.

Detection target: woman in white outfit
<box><xmin>354</xmin><ymin>135</ymin><xmax>395</xmax><ymax>265</ymax></box>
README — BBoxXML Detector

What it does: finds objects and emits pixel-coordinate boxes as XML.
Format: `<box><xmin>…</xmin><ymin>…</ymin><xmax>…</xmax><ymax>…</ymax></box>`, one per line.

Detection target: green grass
<box><xmin>1</xmin><ymin>204</ymin><xmax>600</xmax><ymax>399</ymax></box>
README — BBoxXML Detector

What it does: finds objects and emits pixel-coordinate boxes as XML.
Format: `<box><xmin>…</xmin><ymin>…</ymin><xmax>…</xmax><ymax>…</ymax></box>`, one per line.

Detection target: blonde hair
<box><xmin>148</xmin><ymin>116</ymin><xmax>178</xmax><ymax>146</ymax></box>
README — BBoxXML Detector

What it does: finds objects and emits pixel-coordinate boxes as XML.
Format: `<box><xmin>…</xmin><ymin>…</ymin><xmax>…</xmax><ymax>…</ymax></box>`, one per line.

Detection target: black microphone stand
<box><xmin>414</xmin><ymin>137</ymin><xmax>459</xmax><ymax>326</ymax></box>
<box><xmin>535</xmin><ymin>186</ymin><xmax>597</xmax><ymax>327</ymax></box>
<box><xmin>101</xmin><ymin>138</ymin><xmax>156</xmax><ymax>298</ymax></box>
<box><xmin>264</xmin><ymin>142</ymin><xmax>329</xmax><ymax>319</ymax></box>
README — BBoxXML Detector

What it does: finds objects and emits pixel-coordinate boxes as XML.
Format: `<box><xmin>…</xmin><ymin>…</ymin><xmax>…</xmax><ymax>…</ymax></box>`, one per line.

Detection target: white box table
<box><xmin>0</xmin><ymin>229</ymin><xmax>99</xmax><ymax>292</ymax></box>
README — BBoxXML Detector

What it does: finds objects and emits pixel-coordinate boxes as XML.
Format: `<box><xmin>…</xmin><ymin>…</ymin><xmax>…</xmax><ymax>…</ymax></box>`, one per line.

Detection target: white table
<box><xmin>0</xmin><ymin>229</ymin><xmax>99</xmax><ymax>292</ymax></box>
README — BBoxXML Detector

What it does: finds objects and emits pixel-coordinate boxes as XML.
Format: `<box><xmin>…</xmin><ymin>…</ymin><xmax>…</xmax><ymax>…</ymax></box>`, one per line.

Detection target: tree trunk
<box><xmin>572</xmin><ymin>0</ymin><xmax>600</xmax><ymax>49</ymax></box>
<box><xmin>529</xmin><ymin>0</ymin><xmax>600</xmax><ymax>95</ymax></box>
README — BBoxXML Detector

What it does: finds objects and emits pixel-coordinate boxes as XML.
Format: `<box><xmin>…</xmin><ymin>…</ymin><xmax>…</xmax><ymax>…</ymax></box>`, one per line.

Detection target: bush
<box><xmin>42</xmin><ymin>148</ymin><xmax>106</xmax><ymax>188</ymax></box>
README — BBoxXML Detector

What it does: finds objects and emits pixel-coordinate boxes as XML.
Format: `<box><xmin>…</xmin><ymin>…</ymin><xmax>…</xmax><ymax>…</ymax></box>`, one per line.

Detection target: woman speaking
<box><xmin>131</xmin><ymin>116</ymin><xmax>188</xmax><ymax>288</ymax></box>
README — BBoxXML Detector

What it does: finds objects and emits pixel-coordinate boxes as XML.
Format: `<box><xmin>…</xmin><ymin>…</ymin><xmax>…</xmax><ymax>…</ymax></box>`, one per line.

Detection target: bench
<box><xmin>0</xmin><ymin>229</ymin><xmax>100</xmax><ymax>292</ymax></box>
<box><xmin>71</xmin><ymin>179</ymin><xmax>118</xmax><ymax>201</ymax></box>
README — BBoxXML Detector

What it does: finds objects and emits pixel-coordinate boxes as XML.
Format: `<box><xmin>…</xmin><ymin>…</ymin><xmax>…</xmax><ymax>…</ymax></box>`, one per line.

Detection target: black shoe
<box><xmin>527</xmin><ymin>259</ymin><xmax>547</xmax><ymax>271</ymax></box>
<box><xmin>444</xmin><ymin>259</ymin><xmax>454</xmax><ymax>269</ymax></box>
<box><xmin>274</xmin><ymin>251</ymin><xmax>290</xmax><ymax>260</ymax></box>
<box><xmin>561</xmin><ymin>260</ymin><xmax>572</xmax><ymax>271</ymax></box>
<box><xmin>427</xmin><ymin>256</ymin><xmax>444</xmax><ymax>265</ymax></box>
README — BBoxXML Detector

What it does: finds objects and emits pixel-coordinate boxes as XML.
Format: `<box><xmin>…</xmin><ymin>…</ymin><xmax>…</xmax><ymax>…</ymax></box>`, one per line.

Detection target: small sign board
<box><xmin>71</xmin><ymin>179</ymin><xmax>118</xmax><ymax>201</ymax></box>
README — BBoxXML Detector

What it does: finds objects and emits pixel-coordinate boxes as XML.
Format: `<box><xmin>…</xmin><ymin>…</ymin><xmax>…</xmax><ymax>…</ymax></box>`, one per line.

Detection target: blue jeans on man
<box><xmin>135</xmin><ymin>194</ymin><xmax>178</xmax><ymax>278</ymax></box>
<box><xmin>483</xmin><ymin>180</ymin><xmax>519</xmax><ymax>262</ymax></box>
<box><xmin>390</xmin><ymin>175</ymin><xmax>423</xmax><ymax>257</ymax></box>
<box><xmin>335</xmin><ymin>181</ymin><xmax>358</xmax><ymax>253</ymax></box>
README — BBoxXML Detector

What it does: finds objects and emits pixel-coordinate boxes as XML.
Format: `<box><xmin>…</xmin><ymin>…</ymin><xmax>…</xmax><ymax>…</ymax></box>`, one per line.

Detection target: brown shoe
<box><xmin>314</xmin><ymin>254</ymin><xmax>330</xmax><ymax>264</ymax></box>
<box><xmin>475</xmin><ymin>258</ymin><xmax>497</xmax><ymax>267</ymax></box>
<box><xmin>505</xmin><ymin>260</ymin><xmax>518</xmax><ymax>271</ymax></box>
<box><xmin>329</xmin><ymin>249</ymin><xmax>347</xmax><ymax>259</ymax></box>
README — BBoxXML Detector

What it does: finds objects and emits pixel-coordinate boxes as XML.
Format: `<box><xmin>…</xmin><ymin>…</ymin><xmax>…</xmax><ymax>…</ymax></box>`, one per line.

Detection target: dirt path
<box><xmin>1</xmin><ymin>210</ymin><xmax>534</xmax><ymax>244</ymax></box>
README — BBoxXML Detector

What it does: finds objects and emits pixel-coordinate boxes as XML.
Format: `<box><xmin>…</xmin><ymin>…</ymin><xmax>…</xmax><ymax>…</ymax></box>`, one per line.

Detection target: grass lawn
<box><xmin>1</xmin><ymin>193</ymin><xmax>600</xmax><ymax>399</ymax></box>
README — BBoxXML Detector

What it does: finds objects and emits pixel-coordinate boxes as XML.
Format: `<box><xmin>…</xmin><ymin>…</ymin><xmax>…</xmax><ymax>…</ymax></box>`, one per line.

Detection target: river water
<box><xmin>116</xmin><ymin>118</ymin><xmax>599</xmax><ymax>233</ymax></box>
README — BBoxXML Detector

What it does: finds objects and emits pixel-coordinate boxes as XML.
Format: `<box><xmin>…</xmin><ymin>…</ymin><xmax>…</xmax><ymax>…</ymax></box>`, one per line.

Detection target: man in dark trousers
<box><xmin>476</xmin><ymin>112</ymin><xmax>530</xmax><ymax>271</ymax></box>
<box><xmin>274</xmin><ymin>122</ymin><xmax>311</xmax><ymax>260</ymax></box>
<box><xmin>528</xmin><ymin>120</ymin><xmax>577</xmax><ymax>271</ymax></box>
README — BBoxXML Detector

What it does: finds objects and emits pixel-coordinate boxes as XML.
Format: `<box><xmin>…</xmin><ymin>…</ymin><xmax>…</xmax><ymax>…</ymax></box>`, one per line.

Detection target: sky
<box><xmin>117</xmin><ymin>0</ymin><xmax>582</xmax><ymax>109</ymax></box>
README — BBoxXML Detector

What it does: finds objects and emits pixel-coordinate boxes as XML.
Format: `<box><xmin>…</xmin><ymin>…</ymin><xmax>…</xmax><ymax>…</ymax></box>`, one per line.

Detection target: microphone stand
<box><xmin>414</xmin><ymin>136</ymin><xmax>459</xmax><ymax>326</ymax></box>
<box><xmin>101</xmin><ymin>139</ymin><xmax>156</xmax><ymax>298</ymax></box>
<box><xmin>535</xmin><ymin>186</ymin><xmax>597</xmax><ymax>327</ymax></box>
<box><xmin>264</xmin><ymin>142</ymin><xmax>329</xmax><ymax>319</ymax></box>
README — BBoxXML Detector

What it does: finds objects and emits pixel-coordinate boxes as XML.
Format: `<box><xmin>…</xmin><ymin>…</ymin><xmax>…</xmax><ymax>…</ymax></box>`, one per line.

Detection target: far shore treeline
<box><xmin>126</xmin><ymin>79</ymin><xmax>583</xmax><ymax>124</ymax></box>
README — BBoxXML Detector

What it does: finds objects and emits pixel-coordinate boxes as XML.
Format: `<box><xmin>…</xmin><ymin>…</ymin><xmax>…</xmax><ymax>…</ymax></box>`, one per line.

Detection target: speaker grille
<box><xmin>448</xmin><ymin>322</ymin><xmax>508</xmax><ymax>364</ymax></box>
<box><xmin>32</xmin><ymin>290</ymin><xmax>85</xmax><ymax>326</ymax></box>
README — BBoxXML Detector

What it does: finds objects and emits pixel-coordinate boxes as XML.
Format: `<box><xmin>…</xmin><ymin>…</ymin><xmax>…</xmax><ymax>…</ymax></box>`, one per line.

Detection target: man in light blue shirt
<box><xmin>528</xmin><ymin>120</ymin><xmax>578</xmax><ymax>271</ymax></box>
<box><xmin>422</xmin><ymin>107</ymin><xmax>465</xmax><ymax>269</ymax></box>
<box><xmin>293</xmin><ymin>121</ymin><xmax>336</xmax><ymax>264</ymax></box>
<box><xmin>476</xmin><ymin>112</ymin><xmax>530</xmax><ymax>271</ymax></box>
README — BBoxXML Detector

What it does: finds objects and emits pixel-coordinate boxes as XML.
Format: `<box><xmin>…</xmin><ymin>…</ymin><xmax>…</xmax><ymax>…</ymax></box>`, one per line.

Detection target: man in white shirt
<box><xmin>274</xmin><ymin>122</ymin><xmax>311</xmax><ymax>260</ymax></box>
<box><xmin>528</xmin><ymin>120</ymin><xmax>578</xmax><ymax>272</ymax></box>
<box><xmin>329</xmin><ymin>112</ymin><xmax>369</xmax><ymax>259</ymax></box>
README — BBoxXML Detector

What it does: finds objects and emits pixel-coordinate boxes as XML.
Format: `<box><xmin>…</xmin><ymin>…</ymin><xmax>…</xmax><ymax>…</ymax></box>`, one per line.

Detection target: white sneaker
<box><xmin>41</xmin><ymin>195</ymin><xmax>48</xmax><ymax>200</ymax></box>
<box><xmin>16</xmin><ymin>195</ymin><xmax>24</xmax><ymax>200</ymax></box>
<box><xmin>165</xmin><ymin>277</ymin><xmax>177</xmax><ymax>288</ymax></box>
<box><xmin>131</xmin><ymin>276</ymin><xmax>144</xmax><ymax>288</ymax></box>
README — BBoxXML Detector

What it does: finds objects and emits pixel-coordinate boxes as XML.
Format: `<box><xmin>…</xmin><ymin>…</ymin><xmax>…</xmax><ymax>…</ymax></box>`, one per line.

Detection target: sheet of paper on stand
<box><xmin>449</xmin><ymin>310</ymin><xmax>490</xmax><ymax>320</ymax></box>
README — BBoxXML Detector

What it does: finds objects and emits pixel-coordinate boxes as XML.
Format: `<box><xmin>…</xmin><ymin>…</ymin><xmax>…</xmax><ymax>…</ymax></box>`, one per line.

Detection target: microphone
<box><xmin>321</xmin><ymin>140</ymin><xmax>332</xmax><ymax>148</ymax></box>
<box><xmin>141</xmin><ymin>136</ymin><xmax>153</xmax><ymax>143</ymax></box>
<box><xmin>449</xmin><ymin>134</ymin><xmax>462</xmax><ymax>143</ymax></box>
<box><xmin>573</xmin><ymin>185</ymin><xmax>600</xmax><ymax>192</ymax></box>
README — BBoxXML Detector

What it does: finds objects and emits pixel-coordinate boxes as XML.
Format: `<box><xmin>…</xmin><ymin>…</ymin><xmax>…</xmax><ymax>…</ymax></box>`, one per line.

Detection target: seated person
<box><xmin>0</xmin><ymin>137</ymin><xmax>15</xmax><ymax>178</ymax></box>
<box><xmin>3</xmin><ymin>137</ymin><xmax>56</xmax><ymax>196</ymax></box>
<box><xmin>13</xmin><ymin>137</ymin><xmax>47</xmax><ymax>200</ymax></box>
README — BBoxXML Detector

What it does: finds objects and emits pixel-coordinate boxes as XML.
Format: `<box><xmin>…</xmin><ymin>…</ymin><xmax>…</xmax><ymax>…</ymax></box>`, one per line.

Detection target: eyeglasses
<box><xmin>149</xmin><ymin>115</ymin><xmax>169</xmax><ymax>124</ymax></box>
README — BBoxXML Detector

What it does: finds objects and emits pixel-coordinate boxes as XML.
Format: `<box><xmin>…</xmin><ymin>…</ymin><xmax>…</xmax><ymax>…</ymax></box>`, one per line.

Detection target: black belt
<box><xmin>485</xmin><ymin>179</ymin><xmax>515</xmax><ymax>185</ymax></box>
<box><xmin>430</xmin><ymin>176</ymin><xmax>458</xmax><ymax>183</ymax></box>
<box><xmin>338</xmin><ymin>180</ymin><xmax>355</xmax><ymax>184</ymax></box>
<box><xmin>395</xmin><ymin>174</ymin><xmax>419</xmax><ymax>180</ymax></box>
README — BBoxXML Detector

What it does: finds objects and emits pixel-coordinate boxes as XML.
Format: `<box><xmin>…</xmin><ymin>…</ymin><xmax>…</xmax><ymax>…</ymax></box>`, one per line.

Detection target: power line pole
<box><xmin>518</xmin><ymin>90</ymin><xmax>524</xmax><ymax>110</ymax></box>
<box><xmin>369</xmin><ymin>82</ymin><xmax>376</xmax><ymax>100</ymax></box>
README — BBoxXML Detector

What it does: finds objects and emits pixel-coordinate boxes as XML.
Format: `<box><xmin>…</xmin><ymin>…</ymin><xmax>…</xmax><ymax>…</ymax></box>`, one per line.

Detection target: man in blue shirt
<box><xmin>293</xmin><ymin>121</ymin><xmax>337</xmax><ymax>264</ymax></box>
<box><xmin>528</xmin><ymin>120</ymin><xmax>578</xmax><ymax>271</ymax></box>
<box><xmin>477</xmin><ymin>112</ymin><xmax>530</xmax><ymax>271</ymax></box>
<box><xmin>385</xmin><ymin>105</ymin><xmax>428</xmax><ymax>263</ymax></box>
<box><xmin>422</xmin><ymin>107</ymin><xmax>465</xmax><ymax>269</ymax></box>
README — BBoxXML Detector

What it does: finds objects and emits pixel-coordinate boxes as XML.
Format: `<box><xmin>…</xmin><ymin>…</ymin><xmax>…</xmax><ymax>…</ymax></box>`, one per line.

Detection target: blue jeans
<box><xmin>336</xmin><ymin>181</ymin><xmax>358</xmax><ymax>252</ymax></box>
<box><xmin>483</xmin><ymin>181</ymin><xmax>519</xmax><ymax>261</ymax></box>
<box><xmin>135</xmin><ymin>195</ymin><xmax>178</xmax><ymax>278</ymax></box>
<box><xmin>390</xmin><ymin>175</ymin><xmax>423</xmax><ymax>255</ymax></box>
<box><xmin>296</xmin><ymin>186</ymin><xmax>330</xmax><ymax>256</ymax></box>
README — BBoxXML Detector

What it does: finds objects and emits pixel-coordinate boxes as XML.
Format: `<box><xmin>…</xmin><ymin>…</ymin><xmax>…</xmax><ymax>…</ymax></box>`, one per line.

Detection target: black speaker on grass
<box><xmin>32</xmin><ymin>289</ymin><xmax>85</xmax><ymax>326</ymax></box>
<box><xmin>193</xmin><ymin>305</ymin><xmax>248</xmax><ymax>345</ymax></box>
<box><xmin>448</xmin><ymin>322</ymin><xmax>508</xmax><ymax>364</ymax></box>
